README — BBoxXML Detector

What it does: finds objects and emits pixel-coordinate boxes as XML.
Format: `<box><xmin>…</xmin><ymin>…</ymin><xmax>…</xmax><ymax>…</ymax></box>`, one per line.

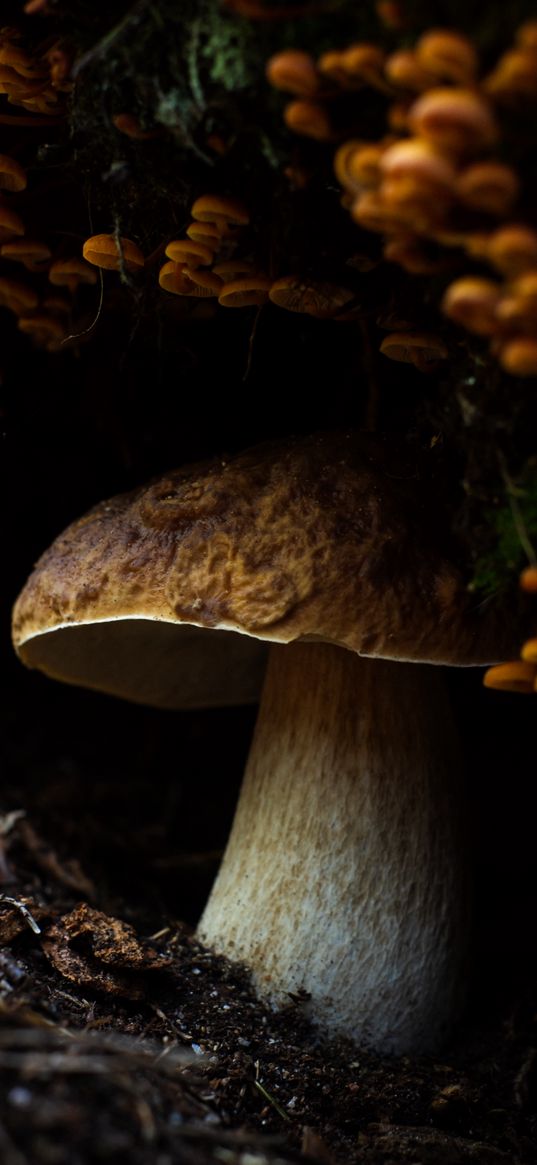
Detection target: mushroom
<box><xmin>11</xmin><ymin>432</ymin><xmax>520</xmax><ymax>1054</ymax></box>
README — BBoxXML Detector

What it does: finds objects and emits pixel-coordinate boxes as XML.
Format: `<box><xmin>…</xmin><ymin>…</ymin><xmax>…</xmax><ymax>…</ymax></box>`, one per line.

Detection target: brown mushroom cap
<box><xmin>12</xmin><ymin>432</ymin><xmax>520</xmax><ymax>709</ymax></box>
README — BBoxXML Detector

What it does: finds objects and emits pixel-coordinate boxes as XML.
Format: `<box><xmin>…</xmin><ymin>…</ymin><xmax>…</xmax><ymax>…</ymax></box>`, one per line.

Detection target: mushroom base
<box><xmin>197</xmin><ymin>642</ymin><xmax>469</xmax><ymax>1055</ymax></box>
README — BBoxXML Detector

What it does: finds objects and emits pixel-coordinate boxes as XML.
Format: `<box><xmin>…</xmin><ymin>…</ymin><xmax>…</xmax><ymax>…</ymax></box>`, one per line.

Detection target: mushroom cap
<box><xmin>12</xmin><ymin>432</ymin><xmax>522</xmax><ymax>709</ymax></box>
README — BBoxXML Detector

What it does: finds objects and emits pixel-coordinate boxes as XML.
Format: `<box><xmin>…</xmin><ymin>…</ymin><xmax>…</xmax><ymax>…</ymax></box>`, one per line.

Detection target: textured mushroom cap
<box><xmin>12</xmin><ymin>431</ymin><xmax>520</xmax><ymax>708</ymax></box>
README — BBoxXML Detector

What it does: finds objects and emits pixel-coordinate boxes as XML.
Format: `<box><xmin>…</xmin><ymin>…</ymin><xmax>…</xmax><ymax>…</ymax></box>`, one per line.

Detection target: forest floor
<box><xmin>0</xmin><ymin>725</ymin><xmax>536</xmax><ymax>1165</ymax></box>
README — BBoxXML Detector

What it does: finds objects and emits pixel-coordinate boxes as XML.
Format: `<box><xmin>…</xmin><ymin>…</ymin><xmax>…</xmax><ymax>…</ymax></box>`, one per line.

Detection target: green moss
<box><xmin>471</xmin><ymin>463</ymin><xmax>537</xmax><ymax>597</ymax></box>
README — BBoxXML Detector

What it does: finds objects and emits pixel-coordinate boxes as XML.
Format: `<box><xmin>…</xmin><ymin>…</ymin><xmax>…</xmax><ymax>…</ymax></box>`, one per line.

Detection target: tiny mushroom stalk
<box><xmin>11</xmin><ymin>432</ymin><xmax>521</xmax><ymax>1054</ymax></box>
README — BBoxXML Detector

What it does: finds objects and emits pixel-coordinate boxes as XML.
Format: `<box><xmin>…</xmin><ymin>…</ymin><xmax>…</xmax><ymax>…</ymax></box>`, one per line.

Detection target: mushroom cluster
<box><xmin>157</xmin><ymin>193</ymin><xmax>272</xmax><ymax>308</ymax></box>
<box><xmin>0</xmin><ymin>25</ymin><xmax>98</xmax><ymax>350</ymax></box>
<box><xmin>267</xmin><ymin>22</ymin><xmax>537</xmax><ymax>376</ymax></box>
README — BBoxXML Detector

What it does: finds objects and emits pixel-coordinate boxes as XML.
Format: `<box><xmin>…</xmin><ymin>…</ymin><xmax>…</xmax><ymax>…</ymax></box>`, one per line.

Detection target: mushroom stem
<box><xmin>197</xmin><ymin>642</ymin><xmax>469</xmax><ymax>1054</ymax></box>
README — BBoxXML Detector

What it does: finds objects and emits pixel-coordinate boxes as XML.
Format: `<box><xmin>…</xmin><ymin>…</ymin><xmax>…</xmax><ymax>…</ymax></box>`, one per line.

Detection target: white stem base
<box><xmin>197</xmin><ymin>643</ymin><xmax>468</xmax><ymax>1054</ymax></box>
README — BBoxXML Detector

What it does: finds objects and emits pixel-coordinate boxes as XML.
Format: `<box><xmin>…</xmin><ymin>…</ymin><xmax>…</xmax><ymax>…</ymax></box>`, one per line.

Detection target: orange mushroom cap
<box><xmin>487</xmin><ymin>225</ymin><xmax>537</xmax><ymax>278</ymax></box>
<box><xmin>379</xmin><ymin>330</ymin><xmax>449</xmax><ymax>371</ymax></box>
<box><xmin>0</xmin><ymin>238</ymin><xmax>51</xmax><ymax>268</ymax></box>
<box><xmin>441</xmin><ymin>276</ymin><xmax>503</xmax><ymax>336</ymax></box>
<box><xmin>483</xmin><ymin>660</ymin><xmax>537</xmax><ymax>693</ymax></box>
<box><xmin>265</xmin><ymin>50</ymin><xmax>321</xmax><ymax>97</ymax></box>
<box><xmin>415</xmin><ymin>29</ymin><xmax>479</xmax><ymax>86</ymax></box>
<box><xmin>190</xmin><ymin>195</ymin><xmax>249</xmax><ymax>228</ymax></box>
<box><xmin>0</xmin><ymin>153</ymin><xmax>26</xmax><ymax>191</ymax></box>
<box><xmin>49</xmin><ymin>258</ymin><xmax>98</xmax><ymax>290</ymax></box>
<box><xmin>455</xmin><ymin>162</ymin><xmax>520</xmax><ymax>217</ymax></box>
<box><xmin>497</xmin><ymin>336</ymin><xmax>537</xmax><ymax>377</ymax></box>
<box><xmin>164</xmin><ymin>239</ymin><xmax>214</xmax><ymax>267</ymax></box>
<box><xmin>408</xmin><ymin>87</ymin><xmax>498</xmax><ymax>154</ymax></box>
<box><xmin>520</xmin><ymin>566</ymin><xmax>537</xmax><ymax>593</ymax></box>
<box><xmin>0</xmin><ymin>203</ymin><xmax>24</xmax><ymax>242</ymax></box>
<box><xmin>520</xmin><ymin>638</ymin><xmax>537</xmax><ymax>663</ymax></box>
<box><xmin>82</xmin><ymin>234</ymin><xmax>145</xmax><ymax>272</ymax></box>
<box><xmin>269</xmin><ymin>275</ymin><xmax>355</xmax><ymax>319</ymax></box>
<box><xmin>283</xmin><ymin>99</ymin><xmax>334</xmax><ymax>141</ymax></box>
<box><xmin>218</xmin><ymin>276</ymin><xmax>272</xmax><ymax>307</ymax></box>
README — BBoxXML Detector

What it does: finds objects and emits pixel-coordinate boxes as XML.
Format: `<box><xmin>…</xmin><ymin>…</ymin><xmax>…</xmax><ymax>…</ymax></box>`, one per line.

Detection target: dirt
<box><xmin>0</xmin><ymin>673</ymin><xmax>536</xmax><ymax>1165</ymax></box>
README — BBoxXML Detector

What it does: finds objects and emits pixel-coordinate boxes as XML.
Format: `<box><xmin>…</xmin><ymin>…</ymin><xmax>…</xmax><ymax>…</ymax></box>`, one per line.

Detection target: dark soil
<box><xmin>1</xmin><ymin>659</ymin><xmax>537</xmax><ymax>1165</ymax></box>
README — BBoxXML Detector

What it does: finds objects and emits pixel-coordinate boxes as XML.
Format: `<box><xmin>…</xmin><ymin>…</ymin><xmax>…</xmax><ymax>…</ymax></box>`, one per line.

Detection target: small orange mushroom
<box><xmin>520</xmin><ymin>638</ymin><xmax>537</xmax><ymax>663</ymax></box>
<box><xmin>0</xmin><ymin>203</ymin><xmax>24</xmax><ymax>242</ymax></box>
<box><xmin>483</xmin><ymin>660</ymin><xmax>537</xmax><ymax>693</ymax></box>
<box><xmin>185</xmin><ymin>221</ymin><xmax>227</xmax><ymax>248</ymax></box>
<box><xmin>181</xmin><ymin>266</ymin><xmax>223</xmax><ymax>296</ymax></box>
<box><xmin>158</xmin><ymin>261</ymin><xmax>197</xmax><ymax>296</ymax></box>
<box><xmin>487</xmin><ymin>225</ymin><xmax>537</xmax><ymax>277</ymax></box>
<box><xmin>441</xmin><ymin>276</ymin><xmax>503</xmax><ymax>336</ymax></box>
<box><xmin>484</xmin><ymin>48</ymin><xmax>537</xmax><ymax>103</ymax></box>
<box><xmin>283</xmin><ymin>99</ymin><xmax>334</xmax><ymax>141</ymax></box>
<box><xmin>336</xmin><ymin>43</ymin><xmax>389</xmax><ymax>93</ymax></box>
<box><xmin>112</xmin><ymin>113</ymin><xmax>159</xmax><ymax>140</ymax></box>
<box><xmin>190</xmin><ymin>195</ymin><xmax>250</xmax><ymax>229</ymax></box>
<box><xmin>268</xmin><ymin>275</ymin><xmax>355</xmax><ymax>318</ymax></box>
<box><xmin>520</xmin><ymin>566</ymin><xmax>537</xmax><ymax>593</ymax></box>
<box><xmin>218</xmin><ymin>275</ymin><xmax>272</xmax><ymax>307</ymax></box>
<box><xmin>49</xmin><ymin>258</ymin><xmax>98</xmax><ymax>292</ymax></box>
<box><xmin>265</xmin><ymin>50</ymin><xmax>321</xmax><ymax>97</ymax></box>
<box><xmin>379</xmin><ymin>330</ymin><xmax>448</xmax><ymax>371</ymax></box>
<box><xmin>379</xmin><ymin>138</ymin><xmax>456</xmax><ymax>226</ymax></box>
<box><xmin>164</xmin><ymin>239</ymin><xmax>214</xmax><ymax>267</ymax></box>
<box><xmin>82</xmin><ymin>234</ymin><xmax>145</xmax><ymax>273</ymax></box>
<box><xmin>497</xmin><ymin>336</ymin><xmax>537</xmax><ymax>377</ymax></box>
<box><xmin>0</xmin><ymin>239</ymin><xmax>51</xmax><ymax>269</ymax></box>
<box><xmin>384</xmin><ymin>49</ymin><xmax>438</xmax><ymax>93</ymax></box>
<box><xmin>414</xmin><ymin>29</ymin><xmax>478</xmax><ymax>86</ymax></box>
<box><xmin>408</xmin><ymin>87</ymin><xmax>498</xmax><ymax>154</ymax></box>
<box><xmin>455</xmin><ymin>162</ymin><xmax>520</xmax><ymax>217</ymax></box>
<box><xmin>0</xmin><ymin>154</ymin><xmax>26</xmax><ymax>191</ymax></box>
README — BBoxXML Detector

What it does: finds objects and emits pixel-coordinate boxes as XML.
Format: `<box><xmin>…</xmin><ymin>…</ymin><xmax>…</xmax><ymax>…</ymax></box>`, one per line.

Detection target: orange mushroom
<box><xmin>384</xmin><ymin>49</ymin><xmax>438</xmax><ymax>93</ymax></box>
<box><xmin>455</xmin><ymin>162</ymin><xmax>520</xmax><ymax>217</ymax></box>
<box><xmin>414</xmin><ymin>29</ymin><xmax>478</xmax><ymax>86</ymax></box>
<box><xmin>158</xmin><ymin>261</ymin><xmax>197</xmax><ymax>296</ymax></box>
<box><xmin>268</xmin><ymin>275</ymin><xmax>354</xmax><ymax>318</ymax></box>
<box><xmin>441</xmin><ymin>276</ymin><xmax>503</xmax><ymax>336</ymax></box>
<box><xmin>483</xmin><ymin>660</ymin><xmax>537</xmax><ymax>693</ymax></box>
<box><xmin>49</xmin><ymin>258</ymin><xmax>98</xmax><ymax>292</ymax></box>
<box><xmin>190</xmin><ymin>195</ymin><xmax>250</xmax><ymax>230</ymax></box>
<box><xmin>82</xmin><ymin>234</ymin><xmax>145</xmax><ymax>273</ymax></box>
<box><xmin>0</xmin><ymin>239</ymin><xmax>51</xmax><ymax>269</ymax></box>
<box><xmin>0</xmin><ymin>203</ymin><xmax>24</xmax><ymax>242</ymax></box>
<box><xmin>408</xmin><ymin>87</ymin><xmax>498</xmax><ymax>154</ymax></box>
<box><xmin>497</xmin><ymin>336</ymin><xmax>537</xmax><ymax>377</ymax></box>
<box><xmin>486</xmin><ymin>225</ymin><xmax>537</xmax><ymax>278</ymax></box>
<box><xmin>218</xmin><ymin>276</ymin><xmax>272</xmax><ymax>307</ymax></box>
<box><xmin>379</xmin><ymin>330</ymin><xmax>448</xmax><ymax>371</ymax></box>
<box><xmin>0</xmin><ymin>154</ymin><xmax>27</xmax><ymax>192</ymax></box>
<box><xmin>265</xmin><ymin>50</ymin><xmax>321</xmax><ymax>97</ymax></box>
<box><xmin>283</xmin><ymin>99</ymin><xmax>335</xmax><ymax>141</ymax></box>
<box><xmin>520</xmin><ymin>566</ymin><xmax>537</xmax><ymax>593</ymax></box>
<box><xmin>164</xmin><ymin>239</ymin><xmax>214</xmax><ymax>267</ymax></box>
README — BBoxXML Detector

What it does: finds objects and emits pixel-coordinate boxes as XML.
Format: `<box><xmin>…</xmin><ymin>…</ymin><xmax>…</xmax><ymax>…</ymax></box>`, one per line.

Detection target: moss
<box><xmin>471</xmin><ymin>462</ymin><xmax>537</xmax><ymax>597</ymax></box>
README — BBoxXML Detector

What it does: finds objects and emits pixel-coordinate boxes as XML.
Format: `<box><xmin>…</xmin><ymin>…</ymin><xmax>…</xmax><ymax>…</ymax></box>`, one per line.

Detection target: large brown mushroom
<box><xmin>11</xmin><ymin>432</ymin><xmax>518</xmax><ymax>1053</ymax></box>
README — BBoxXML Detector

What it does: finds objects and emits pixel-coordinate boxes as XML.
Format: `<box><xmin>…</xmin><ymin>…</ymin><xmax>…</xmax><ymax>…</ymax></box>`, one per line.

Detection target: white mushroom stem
<box><xmin>197</xmin><ymin>641</ymin><xmax>469</xmax><ymax>1054</ymax></box>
